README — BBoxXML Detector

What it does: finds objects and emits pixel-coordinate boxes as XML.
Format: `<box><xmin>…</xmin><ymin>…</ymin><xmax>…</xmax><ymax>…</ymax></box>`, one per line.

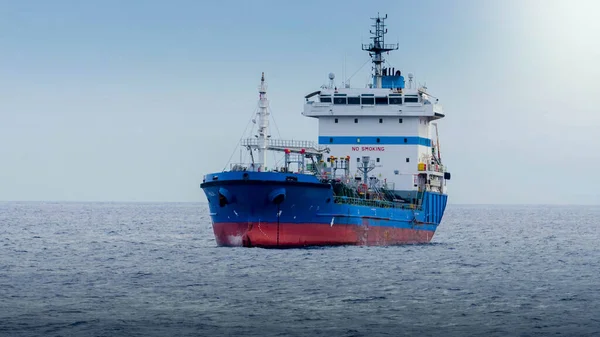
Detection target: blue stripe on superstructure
<box><xmin>318</xmin><ymin>136</ymin><xmax>431</xmax><ymax>146</ymax></box>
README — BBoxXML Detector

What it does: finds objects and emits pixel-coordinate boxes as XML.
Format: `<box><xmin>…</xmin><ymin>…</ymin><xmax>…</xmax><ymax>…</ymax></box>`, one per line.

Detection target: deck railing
<box><xmin>333</xmin><ymin>196</ymin><xmax>418</xmax><ymax>210</ymax></box>
<box><xmin>242</xmin><ymin>138</ymin><xmax>327</xmax><ymax>151</ymax></box>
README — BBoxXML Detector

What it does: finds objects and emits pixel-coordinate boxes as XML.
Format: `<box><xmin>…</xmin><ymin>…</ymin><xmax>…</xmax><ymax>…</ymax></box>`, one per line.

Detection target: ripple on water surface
<box><xmin>0</xmin><ymin>202</ymin><xmax>599</xmax><ymax>336</ymax></box>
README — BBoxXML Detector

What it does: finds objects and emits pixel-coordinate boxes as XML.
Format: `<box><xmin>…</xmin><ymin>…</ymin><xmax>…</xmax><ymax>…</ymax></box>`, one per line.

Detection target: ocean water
<box><xmin>0</xmin><ymin>202</ymin><xmax>599</xmax><ymax>337</ymax></box>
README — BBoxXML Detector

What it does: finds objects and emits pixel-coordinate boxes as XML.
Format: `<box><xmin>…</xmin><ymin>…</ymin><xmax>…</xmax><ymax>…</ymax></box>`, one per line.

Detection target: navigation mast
<box><xmin>361</xmin><ymin>14</ymin><xmax>398</xmax><ymax>88</ymax></box>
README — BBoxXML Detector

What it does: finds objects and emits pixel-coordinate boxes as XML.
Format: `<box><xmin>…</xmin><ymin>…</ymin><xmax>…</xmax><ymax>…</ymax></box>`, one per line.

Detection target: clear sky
<box><xmin>1</xmin><ymin>0</ymin><xmax>599</xmax><ymax>204</ymax></box>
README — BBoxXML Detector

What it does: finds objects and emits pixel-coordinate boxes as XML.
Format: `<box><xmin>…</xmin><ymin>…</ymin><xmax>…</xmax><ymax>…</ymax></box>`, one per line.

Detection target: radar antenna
<box><xmin>361</xmin><ymin>13</ymin><xmax>399</xmax><ymax>88</ymax></box>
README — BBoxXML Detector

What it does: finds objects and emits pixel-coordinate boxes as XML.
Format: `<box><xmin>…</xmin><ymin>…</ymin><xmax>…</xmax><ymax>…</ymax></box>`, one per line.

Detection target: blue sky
<box><xmin>1</xmin><ymin>0</ymin><xmax>599</xmax><ymax>204</ymax></box>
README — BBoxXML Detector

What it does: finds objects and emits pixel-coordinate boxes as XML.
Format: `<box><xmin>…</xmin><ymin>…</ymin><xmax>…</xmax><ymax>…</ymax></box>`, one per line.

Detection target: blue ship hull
<box><xmin>200</xmin><ymin>171</ymin><xmax>448</xmax><ymax>248</ymax></box>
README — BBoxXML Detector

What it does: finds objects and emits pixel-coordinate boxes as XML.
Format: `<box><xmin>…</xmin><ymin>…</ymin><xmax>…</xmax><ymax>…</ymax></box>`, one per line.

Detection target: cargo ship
<box><xmin>200</xmin><ymin>14</ymin><xmax>451</xmax><ymax>248</ymax></box>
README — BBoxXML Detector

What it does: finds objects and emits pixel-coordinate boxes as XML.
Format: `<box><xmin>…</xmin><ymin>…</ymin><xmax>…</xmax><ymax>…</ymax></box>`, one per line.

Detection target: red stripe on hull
<box><xmin>212</xmin><ymin>222</ymin><xmax>436</xmax><ymax>248</ymax></box>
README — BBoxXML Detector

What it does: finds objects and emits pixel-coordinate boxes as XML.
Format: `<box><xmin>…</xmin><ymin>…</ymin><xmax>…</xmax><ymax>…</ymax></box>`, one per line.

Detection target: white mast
<box><xmin>256</xmin><ymin>72</ymin><xmax>269</xmax><ymax>171</ymax></box>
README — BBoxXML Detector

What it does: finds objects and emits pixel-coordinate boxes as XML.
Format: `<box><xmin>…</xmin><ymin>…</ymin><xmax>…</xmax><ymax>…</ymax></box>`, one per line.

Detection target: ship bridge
<box><xmin>302</xmin><ymin>87</ymin><xmax>444</xmax><ymax>119</ymax></box>
<box><xmin>300</xmin><ymin>13</ymin><xmax>448</xmax><ymax>199</ymax></box>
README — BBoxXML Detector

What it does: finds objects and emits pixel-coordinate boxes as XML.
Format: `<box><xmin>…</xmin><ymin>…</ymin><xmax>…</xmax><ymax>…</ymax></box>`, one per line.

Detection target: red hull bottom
<box><xmin>212</xmin><ymin>222</ymin><xmax>436</xmax><ymax>248</ymax></box>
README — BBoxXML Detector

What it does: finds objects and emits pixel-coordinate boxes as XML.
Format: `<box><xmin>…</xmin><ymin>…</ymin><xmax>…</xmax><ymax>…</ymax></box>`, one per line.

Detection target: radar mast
<box><xmin>361</xmin><ymin>14</ymin><xmax>398</xmax><ymax>88</ymax></box>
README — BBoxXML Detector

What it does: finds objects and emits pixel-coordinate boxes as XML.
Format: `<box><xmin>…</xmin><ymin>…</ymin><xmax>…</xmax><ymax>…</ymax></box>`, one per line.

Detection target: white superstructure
<box><xmin>301</xmin><ymin>14</ymin><xmax>449</xmax><ymax>200</ymax></box>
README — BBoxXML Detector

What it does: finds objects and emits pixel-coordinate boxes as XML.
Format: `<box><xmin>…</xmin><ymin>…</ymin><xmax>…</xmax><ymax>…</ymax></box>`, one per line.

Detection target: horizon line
<box><xmin>1</xmin><ymin>200</ymin><xmax>598</xmax><ymax>207</ymax></box>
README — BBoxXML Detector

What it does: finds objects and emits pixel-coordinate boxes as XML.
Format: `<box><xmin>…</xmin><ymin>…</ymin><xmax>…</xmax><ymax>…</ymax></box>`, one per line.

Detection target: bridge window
<box><xmin>361</xmin><ymin>97</ymin><xmax>374</xmax><ymax>105</ymax></box>
<box><xmin>320</xmin><ymin>96</ymin><xmax>332</xmax><ymax>103</ymax></box>
<box><xmin>405</xmin><ymin>96</ymin><xmax>419</xmax><ymax>103</ymax></box>
<box><xmin>348</xmin><ymin>97</ymin><xmax>360</xmax><ymax>105</ymax></box>
<box><xmin>375</xmin><ymin>97</ymin><xmax>388</xmax><ymax>105</ymax></box>
<box><xmin>333</xmin><ymin>97</ymin><xmax>347</xmax><ymax>104</ymax></box>
<box><xmin>389</xmin><ymin>97</ymin><xmax>402</xmax><ymax>105</ymax></box>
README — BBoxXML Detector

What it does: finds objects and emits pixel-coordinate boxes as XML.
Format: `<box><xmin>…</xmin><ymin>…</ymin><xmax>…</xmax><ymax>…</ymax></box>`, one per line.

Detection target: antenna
<box><xmin>343</xmin><ymin>54</ymin><xmax>347</xmax><ymax>88</ymax></box>
<box><xmin>361</xmin><ymin>13</ymin><xmax>399</xmax><ymax>88</ymax></box>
